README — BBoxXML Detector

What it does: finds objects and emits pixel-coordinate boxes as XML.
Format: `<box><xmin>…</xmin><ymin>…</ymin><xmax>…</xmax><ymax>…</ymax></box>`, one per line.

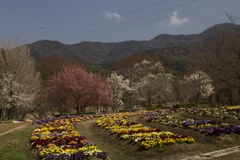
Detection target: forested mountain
<box><xmin>28</xmin><ymin>23</ymin><xmax>239</xmax><ymax>72</ymax></box>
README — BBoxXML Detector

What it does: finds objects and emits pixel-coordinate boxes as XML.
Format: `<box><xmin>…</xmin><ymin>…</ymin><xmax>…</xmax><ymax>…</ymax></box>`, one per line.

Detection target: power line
<box><xmin>40</xmin><ymin>0</ymin><xmax>170</xmax><ymax>38</ymax></box>
<box><xmin>30</xmin><ymin>0</ymin><xmax>116</xmax><ymax>36</ymax></box>
<box><xmin>64</xmin><ymin>0</ymin><xmax>226</xmax><ymax>42</ymax></box>
<box><xmin>121</xmin><ymin>0</ymin><xmax>170</xmax><ymax>17</ymax></box>
<box><xmin>54</xmin><ymin>0</ymin><xmax>198</xmax><ymax>40</ymax></box>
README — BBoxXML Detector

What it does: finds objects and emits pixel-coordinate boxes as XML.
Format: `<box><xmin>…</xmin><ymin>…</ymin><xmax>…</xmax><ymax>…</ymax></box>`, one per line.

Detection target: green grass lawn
<box><xmin>0</xmin><ymin>123</ymin><xmax>37</xmax><ymax>160</ymax></box>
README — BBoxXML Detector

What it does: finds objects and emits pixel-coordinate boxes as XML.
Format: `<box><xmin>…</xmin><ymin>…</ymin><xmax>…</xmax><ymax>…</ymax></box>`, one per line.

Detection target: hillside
<box><xmin>28</xmin><ymin>23</ymin><xmax>239</xmax><ymax>72</ymax></box>
<box><xmin>28</xmin><ymin>40</ymin><xmax>79</xmax><ymax>62</ymax></box>
<box><xmin>111</xmin><ymin>54</ymin><xmax>161</xmax><ymax>70</ymax></box>
<box><xmin>69</xmin><ymin>40</ymin><xmax>146</xmax><ymax>66</ymax></box>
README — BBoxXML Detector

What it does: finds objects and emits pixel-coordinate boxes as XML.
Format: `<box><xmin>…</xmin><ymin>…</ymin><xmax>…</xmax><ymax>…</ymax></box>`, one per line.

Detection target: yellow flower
<box><xmin>64</xmin><ymin>148</ymin><xmax>77</xmax><ymax>154</ymax></box>
<box><xmin>41</xmin><ymin>127</ymin><xmax>49</xmax><ymax>132</ymax></box>
<box><xmin>39</xmin><ymin>150</ymin><xmax>45</xmax><ymax>156</ymax></box>
<box><xmin>48</xmin><ymin>143</ymin><xmax>57</xmax><ymax>148</ymax></box>
<box><xmin>33</xmin><ymin>128</ymin><xmax>41</xmax><ymax>133</ymax></box>
<box><xmin>89</xmin><ymin>146</ymin><xmax>97</xmax><ymax>150</ymax></box>
<box><xmin>78</xmin><ymin>146</ymin><xmax>88</xmax><ymax>152</ymax></box>
<box><xmin>30</xmin><ymin>135</ymin><xmax>39</xmax><ymax>140</ymax></box>
<box><xmin>48</xmin><ymin>126</ymin><xmax>55</xmax><ymax>131</ymax></box>
<box><xmin>69</xmin><ymin>141</ymin><xmax>77</xmax><ymax>145</ymax></box>
<box><xmin>58</xmin><ymin>126</ymin><xmax>65</xmax><ymax>130</ymax></box>
<box><xmin>36</xmin><ymin>144</ymin><xmax>42</xmax><ymax>149</ymax></box>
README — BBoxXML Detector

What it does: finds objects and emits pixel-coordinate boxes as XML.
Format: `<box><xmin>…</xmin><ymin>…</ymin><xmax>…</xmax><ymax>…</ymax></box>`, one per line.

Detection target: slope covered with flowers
<box><xmin>141</xmin><ymin>109</ymin><xmax>240</xmax><ymax>136</ymax></box>
<box><xmin>185</xmin><ymin>106</ymin><xmax>240</xmax><ymax>120</ymax></box>
<box><xmin>30</xmin><ymin>115</ymin><xmax>108</xmax><ymax>160</ymax></box>
<box><xmin>96</xmin><ymin>112</ymin><xmax>194</xmax><ymax>149</ymax></box>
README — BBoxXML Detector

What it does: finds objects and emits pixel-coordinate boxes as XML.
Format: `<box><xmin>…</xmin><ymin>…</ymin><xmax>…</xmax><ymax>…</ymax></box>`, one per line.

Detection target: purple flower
<box><xmin>45</xmin><ymin>154</ymin><xmax>58</xmax><ymax>160</ymax></box>
<box><xmin>71</xmin><ymin>152</ymin><xmax>85</xmax><ymax>159</ymax></box>
<box><xmin>97</xmin><ymin>152</ymin><xmax>108</xmax><ymax>159</ymax></box>
<box><xmin>59</xmin><ymin>153</ymin><xmax>70</xmax><ymax>160</ymax></box>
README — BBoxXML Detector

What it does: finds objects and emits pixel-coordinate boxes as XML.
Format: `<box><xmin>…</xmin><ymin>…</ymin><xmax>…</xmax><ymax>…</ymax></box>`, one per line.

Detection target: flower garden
<box><xmin>30</xmin><ymin>115</ymin><xmax>108</xmax><ymax>160</ymax></box>
<box><xmin>95</xmin><ymin>112</ymin><xmax>194</xmax><ymax>149</ymax></box>
<box><xmin>185</xmin><ymin>106</ymin><xmax>240</xmax><ymax>120</ymax></box>
<box><xmin>140</xmin><ymin>108</ymin><xmax>240</xmax><ymax>136</ymax></box>
<box><xmin>26</xmin><ymin>106</ymin><xmax>240</xmax><ymax>159</ymax></box>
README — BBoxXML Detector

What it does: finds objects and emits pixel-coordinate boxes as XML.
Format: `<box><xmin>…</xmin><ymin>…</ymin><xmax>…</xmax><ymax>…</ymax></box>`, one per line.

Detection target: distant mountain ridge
<box><xmin>28</xmin><ymin>23</ymin><xmax>239</xmax><ymax>70</ymax></box>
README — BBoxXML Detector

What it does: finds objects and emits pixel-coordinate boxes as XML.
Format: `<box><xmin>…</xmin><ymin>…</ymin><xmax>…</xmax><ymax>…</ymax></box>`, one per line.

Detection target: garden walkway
<box><xmin>0</xmin><ymin>123</ymin><xmax>29</xmax><ymax>137</ymax></box>
<box><xmin>76</xmin><ymin>118</ymin><xmax>112</xmax><ymax>160</ymax></box>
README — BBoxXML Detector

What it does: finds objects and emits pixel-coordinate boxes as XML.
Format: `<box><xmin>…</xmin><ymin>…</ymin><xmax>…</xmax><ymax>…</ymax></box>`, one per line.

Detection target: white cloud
<box><xmin>102</xmin><ymin>11</ymin><xmax>122</xmax><ymax>20</ymax></box>
<box><xmin>169</xmin><ymin>11</ymin><xmax>190</xmax><ymax>26</ymax></box>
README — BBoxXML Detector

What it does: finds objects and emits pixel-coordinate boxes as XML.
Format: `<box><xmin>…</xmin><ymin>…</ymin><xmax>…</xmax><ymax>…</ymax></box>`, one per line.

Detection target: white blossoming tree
<box><xmin>0</xmin><ymin>72</ymin><xmax>35</xmax><ymax>119</ymax></box>
<box><xmin>185</xmin><ymin>71</ymin><xmax>214</xmax><ymax>103</ymax></box>
<box><xmin>0</xmin><ymin>72</ymin><xmax>21</xmax><ymax>119</ymax></box>
<box><xmin>107</xmin><ymin>72</ymin><xmax>130</xmax><ymax>112</ymax></box>
<box><xmin>131</xmin><ymin>60</ymin><xmax>173</xmax><ymax>107</ymax></box>
<box><xmin>0</xmin><ymin>39</ymin><xmax>41</xmax><ymax>119</ymax></box>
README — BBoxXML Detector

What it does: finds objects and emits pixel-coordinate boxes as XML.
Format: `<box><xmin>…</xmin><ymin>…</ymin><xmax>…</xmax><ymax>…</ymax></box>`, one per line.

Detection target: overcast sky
<box><xmin>0</xmin><ymin>0</ymin><xmax>239</xmax><ymax>44</ymax></box>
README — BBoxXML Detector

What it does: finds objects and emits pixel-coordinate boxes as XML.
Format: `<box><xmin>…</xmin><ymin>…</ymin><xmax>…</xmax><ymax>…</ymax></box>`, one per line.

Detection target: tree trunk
<box><xmin>147</xmin><ymin>91</ymin><xmax>152</xmax><ymax>108</ymax></box>
<box><xmin>50</xmin><ymin>107</ymin><xmax>55</xmax><ymax>116</ymax></box>
<box><xmin>7</xmin><ymin>108</ymin><xmax>10</xmax><ymax>120</ymax></box>
<box><xmin>30</xmin><ymin>111</ymin><xmax>39</xmax><ymax>119</ymax></box>
<box><xmin>1</xmin><ymin>109</ymin><xmax>6</xmax><ymax>120</ymax></box>
<box><xmin>59</xmin><ymin>110</ymin><xmax>63</xmax><ymax>116</ymax></box>
<box><xmin>148</xmin><ymin>96</ymin><xmax>152</xmax><ymax>108</ymax></box>
<box><xmin>76</xmin><ymin>106</ymin><xmax>80</xmax><ymax>114</ymax></box>
<box><xmin>111</xmin><ymin>105</ymin><xmax>117</xmax><ymax>113</ymax></box>
<box><xmin>21</xmin><ymin>112</ymin><xmax>26</xmax><ymax>120</ymax></box>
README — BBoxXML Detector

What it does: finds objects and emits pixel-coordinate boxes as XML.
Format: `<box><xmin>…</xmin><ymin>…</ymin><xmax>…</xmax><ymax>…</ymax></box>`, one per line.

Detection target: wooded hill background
<box><xmin>28</xmin><ymin>23</ymin><xmax>240</xmax><ymax>74</ymax></box>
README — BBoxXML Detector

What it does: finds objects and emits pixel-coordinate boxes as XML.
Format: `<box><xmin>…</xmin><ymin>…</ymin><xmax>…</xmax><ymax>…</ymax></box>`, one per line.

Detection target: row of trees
<box><xmin>0</xmin><ymin>39</ymin><xmax>219</xmax><ymax>119</ymax></box>
<box><xmin>42</xmin><ymin>59</ymin><xmax>215</xmax><ymax>114</ymax></box>
<box><xmin>119</xmin><ymin>60</ymin><xmax>214</xmax><ymax>108</ymax></box>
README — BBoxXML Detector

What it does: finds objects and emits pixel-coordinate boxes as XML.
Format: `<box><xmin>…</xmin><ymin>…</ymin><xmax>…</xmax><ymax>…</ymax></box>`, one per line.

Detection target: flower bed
<box><xmin>96</xmin><ymin>112</ymin><xmax>194</xmax><ymax>149</ymax></box>
<box><xmin>226</xmin><ymin>106</ymin><xmax>240</xmax><ymax>112</ymax></box>
<box><xmin>185</xmin><ymin>106</ymin><xmax>240</xmax><ymax>120</ymax></box>
<box><xmin>30</xmin><ymin>115</ymin><xmax>108</xmax><ymax>160</ymax></box>
<box><xmin>141</xmin><ymin>110</ymin><xmax>240</xmax><ymax>136</ymax></box>
<box><xmin>32</xmin><ymin>115</ymin><xmax>93</xmax><ymax>125</ymax></box>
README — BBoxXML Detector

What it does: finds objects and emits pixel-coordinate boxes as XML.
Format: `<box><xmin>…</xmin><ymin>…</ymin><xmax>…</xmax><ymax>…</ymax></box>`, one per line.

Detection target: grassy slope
<box><xmin>132</xmin><ymin>115</ymin><xmax>240</xmax><ymax>159</ymax></box>
<box><xmin>77</xmin><ymin>113</ymin><xmax>240</xmax><ymax>160</ymax></box>
<box><xmin>77</xmin><ymin>119</ymin><xmax>157</xmax><ymax>160</ymax></box>
<box><xmin>0</xmin><ymin>123</ymin><xmax>37</xmax><ymax>160</ymax></box>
